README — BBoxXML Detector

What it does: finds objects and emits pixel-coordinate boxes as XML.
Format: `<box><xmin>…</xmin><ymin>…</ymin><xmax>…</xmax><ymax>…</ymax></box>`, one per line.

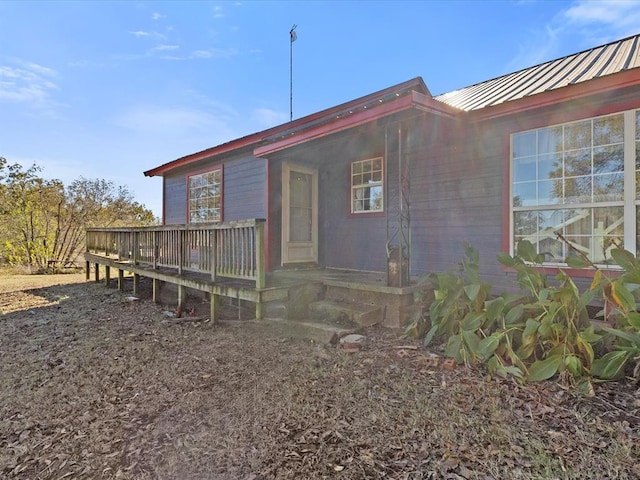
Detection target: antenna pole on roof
<box><xmin>289</xmin><ymin>24</ymin><xmax>297</xmax><ymax>122</ymax></box>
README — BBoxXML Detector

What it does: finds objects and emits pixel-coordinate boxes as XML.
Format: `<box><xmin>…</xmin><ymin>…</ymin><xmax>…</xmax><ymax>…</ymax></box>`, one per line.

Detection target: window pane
<box><xmin>565</xmin><ymin>148</ymin><xmax>591</xmax><ymax>176</ymax></box>
<box><xmin>513</xmin><ymin>157</ymin><xmax>536</xmax><ymax>182</ymax></box>
<box><xmin>513</xmin><ymin>182</ymin><xmax>536</xmax><ymax>207</ymax></box>
<box><xmin>513</xmin><ymin>131</ymin><xmax>536</xmax><ymax>158</ymax></box>
<box><xmin>514</xmin><ymin>211</ymin><xmax>538</xmax><ymax>235</ymax></box>
<box><xmin>564</xmin><ymin>176</ymin><xmax>591</xmax><ymax>204</ymax></box>
<box><xmin>594</xmin><ymin>145</ymin><xmax>624</xmax><ymax>173</ymax></box>
<box><xmin>538</xmin><ymin>154</ymin><xmax>562</xmax><ymax>180</ymax></box>
<box><xmin>594</xmin><ymin>114</ymin><xmax>623</xmax><ymax>145</ymax></box>
<box><xmin>593</xmin><ymin>173</ymin><xmax>623</xmax><ymax>202</ymax></box>
<box><xmin>538</xmin><ymin>126</ymin><xmax>563</xmax><ymax>154</ymax></box>
<box><xmin>539</xmin><ymin>180</ymin><xmax>561</xmax><ymax>205</ymax></box>
<box><xmin>564</xmin><ymin>120</ymin><xmax>591</xmax><ymax>150</ymax></box>
<box><xmin>564</xmin><ymin>208</ymin><xmax>591</xmax><ymax>236</ymax></box>
<box><xmin>188</xmin><ymin>170</ymin><xmax>221</xmax><ymax>223</ymax></box>
<box><xmin>512</xmin><ymin>112</ymin><xmax>630</xmax><ymax>265</ymax></box>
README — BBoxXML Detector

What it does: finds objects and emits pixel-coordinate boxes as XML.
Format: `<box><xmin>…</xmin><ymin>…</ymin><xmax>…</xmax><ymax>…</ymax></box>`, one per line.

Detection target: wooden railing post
<box><xmin>178</xmin><ymin>227</ymin><xmax>184</xmax><ymax>275</ymax></box>
<box><xmin>255</xmin><ymin>219</ymin><xmax>266</xmax><ymax>289</ymax></box>
<box><xmin>210</xmin><ymin>229</ymin><xmax>217</xmax><ymax>282</ymax></box>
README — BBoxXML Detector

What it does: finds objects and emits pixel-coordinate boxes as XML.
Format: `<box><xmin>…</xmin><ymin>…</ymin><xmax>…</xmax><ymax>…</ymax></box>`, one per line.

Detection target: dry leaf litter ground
<box><xmin>0</xmin><ymin>273</ymin><xmax>639</xmax><ymax>479</ymax></box>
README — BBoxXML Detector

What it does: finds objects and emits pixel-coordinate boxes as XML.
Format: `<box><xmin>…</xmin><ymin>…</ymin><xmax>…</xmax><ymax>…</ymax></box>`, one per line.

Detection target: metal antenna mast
<box><xmin>289</xmin><ymin>24</ymin><xmax>297</xmax><ymax>122</ymax></box>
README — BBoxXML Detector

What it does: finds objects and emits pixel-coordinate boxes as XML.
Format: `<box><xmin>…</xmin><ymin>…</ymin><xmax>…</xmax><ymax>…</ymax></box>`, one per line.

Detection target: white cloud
<box><xmin>129</xmin><ymin>30</ymin><xmax>165</xmax><ymax>40</ymax></box>
<box><xmin>213</xmin><ymin>6</ymin><xmax>224</xmax><ymax>18</ymax></box>
<box><xmin>505</xmin><ymin>0</ymin><xmax>640</xmax><ymax>74</ymax></box>
<box><xmin>0</xmin><ymin>61</ymin><xmax>59</xmax><ymax>107</ymax></box>
<box><xmin>564</xmin><ymin>0</ymin><xmax>640</xmax><ymax>41</ymax></box>
<box><xmin>151</xmin><ymin>12</ymin><xmax>166</xmax><ymax>20</ymax></box>
<box><xmin>152</xmin><ymin>44</ymin><xmax>180</xmax><ymax>52</ymax></box>
<box><xmin>251</xmin><ymin>108</ymin><xmax>288</xmax><ymax>128</ymax></box>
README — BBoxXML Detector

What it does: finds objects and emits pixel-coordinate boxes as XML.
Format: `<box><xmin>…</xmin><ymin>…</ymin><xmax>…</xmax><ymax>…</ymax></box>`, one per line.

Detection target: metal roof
<box><xmin>434</xmin><ymin>33</ymin><xmax>640</xmax><ymax>111</ymax></box>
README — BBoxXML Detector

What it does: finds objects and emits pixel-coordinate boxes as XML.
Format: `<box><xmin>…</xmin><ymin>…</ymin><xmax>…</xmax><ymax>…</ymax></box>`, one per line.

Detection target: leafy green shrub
<box><xmin>406</xmin><ymin>240</ymin><xmax>640</xmax><ymax>388</ymax></box>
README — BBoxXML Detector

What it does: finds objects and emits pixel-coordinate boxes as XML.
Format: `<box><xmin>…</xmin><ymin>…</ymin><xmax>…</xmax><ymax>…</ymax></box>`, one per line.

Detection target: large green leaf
<box><xmin>610</xmin><ymin>248</ymin><xmax>638</xmax><ymax>272</ymax></box>
<box><xmin>516</xmin><ymin>240</ymin><xmax>537</xmax><ymax>263</ymax></box>
<box><xmin>445</xmin><ymin>334</ymin><xmax>463</xmax><ymax>363</ymax></box>
<box><xmin>602</xmin><ymin>326</ymin><xmax>640</xmax><ymax>346</ymax></box>
<box><xmin>626</xmin><ymin>312</ymin><xmax>640</xmax><ymax>330</ymax></box>
<box><xmin>485</xmin><ymin>297</ymin><xmax>505</xmax><ymax>322</ymax></box>
<box><xmin>462</xmin><ymin>329</ymin><xmax>481</xmax><ymax>355</ymax></box>
<box><xmin>576</xmin><ymin>333</ymin><xmax>595</xmax><ymax>365</ymax></box>
<box><xmin>564</xmin><ymin>355</ymin><xmax>583</xmax><ymax>377</ymax></box>
<box><xmin>521</xmin><ymin>318</ymin><xmax>540</xmax><ymax>348</ymax></box>
<box><xmin>477</xmin><ymin>333</ymin><xmax>502</xmax><ymax>360</ymax></box>
<box><xmin>527</xmin><ymin>355</ymin><xmax>562</xmax><ymax>382</ymax></box>
<box><xmin>611</xmin><ymin>281</ymin><xmax>636</xmax><ymax>313</ymax></box>
<box><xmin>461</xmin><ymin>311</ymin><xmax>485</xmax><ymax>331</ymax></box>
<box><xmin>566</xmin><ymin>256</ymin><xmax>592</xmax><ymax>269</ymax></box>
<box><xmin>591</xmin><ymin>350</ymin><xmax>631</xmax><ymax>380</ymax></box>
<box><xmin>497</xmin><ymin>252</ymin><xmax>516</xmax><ymax>267</ymax></box>
<box><xmin>423</xmin><ymin>324</ymin><xmax>438</xmax><ymax>347</ymax></box>
<box><xmin>464</xmin><ymin>284</ymin><xmax>480</xmax><ymax>301</ymax></box>
<box><xmin>505</xmin><ymin>304</ymin><xmax>524</xmax><ymax>325</ymax></box>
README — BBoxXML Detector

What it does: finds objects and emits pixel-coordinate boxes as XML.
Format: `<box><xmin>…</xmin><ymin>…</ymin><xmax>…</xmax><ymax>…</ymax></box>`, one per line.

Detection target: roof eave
<box><xmin>468</xmin><ymin>68</ymin><xmax>640</xmax><ymax>121</ymax></box>
<box><xmin>254</xmin><ymin>91</ymin><xmax>458</xmax><ymax>157</ymax></box>
<box><xmin>143</xmin><ymin>77</ymin><xmax>429</xmax><ymax>177</ymax></box>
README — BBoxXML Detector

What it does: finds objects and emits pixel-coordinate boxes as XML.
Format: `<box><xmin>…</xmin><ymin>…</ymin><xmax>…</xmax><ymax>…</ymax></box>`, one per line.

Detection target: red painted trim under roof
<box><xmin>468</xmin><ymin>69</ymin><xmax>640</xmax><ymax>121</ymax></box>
<box><xmin>254</xmin><ymin>91</ymin><xmax>458</xmax><ymax>157</ymax></box>
<box><xmin>144</xmin><ymin>77</ymin><xmax>430</xmax><ymax>177</ymax></box>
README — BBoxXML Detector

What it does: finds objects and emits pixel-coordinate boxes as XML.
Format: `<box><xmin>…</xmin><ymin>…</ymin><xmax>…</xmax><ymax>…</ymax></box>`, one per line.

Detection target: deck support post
<box><xmin>178</xmin><ymin>284</ymin><xmax>187</xmax><ymax>311</ymax></box>
<box><xmin>255</xmin><ymin>300</ymin><xmax>264</xmax><ymax>321</ymax></box>
<box><xmin>152</xmin><ymin>279</ymin><xmax>160</xmax><ymax>303</ymax></box>
<box><xmin>85</xmin><ymin>261</ymin><xmax>90</xmax><ymax>281</ymax></box>
<box><xmin>94</xmin><ymin>263</ymin><xmax>100</xmax><ymax>282</ymax></box>
<box><xmin>118</xmin><ymin>269</ymin><xmax>124</xmax><ymax>291</ymax></box>
<box><xmin>105</xmin><ymin>265</ymin><xmax>111</xmax><ymax>287</ymax></box>
<box><xmin>210</xmin><ymin>291</ymin><xmax>219</xmax><ymax>324</ymax></box>
<box><xmin>133</xmin><ymin>274</ymin><xmax>140</xmax><ymax>295</ymax></box>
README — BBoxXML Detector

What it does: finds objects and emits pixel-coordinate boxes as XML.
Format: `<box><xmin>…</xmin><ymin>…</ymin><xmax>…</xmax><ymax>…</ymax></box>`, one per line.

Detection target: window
<box><xmin>511</xmin><ymin>110</ymin><xmax>639</xmax><ymax>265</ymax></box>
<box><xmin>188</xmin><ymin>169</ymin><xmax>222</xmax><ymax>223</ymax></box>
<box><xmin>351</xmin><ymin>157</ymin><xmax>384</xmax><ymax>213</ymax></box>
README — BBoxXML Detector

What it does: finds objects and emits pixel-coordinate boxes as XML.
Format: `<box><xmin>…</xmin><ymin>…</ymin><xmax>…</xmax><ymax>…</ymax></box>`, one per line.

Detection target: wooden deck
<box><xmin>85</xmin><ymin>221</ymin><xmax>422</xmax><ymax>325</ymax></box>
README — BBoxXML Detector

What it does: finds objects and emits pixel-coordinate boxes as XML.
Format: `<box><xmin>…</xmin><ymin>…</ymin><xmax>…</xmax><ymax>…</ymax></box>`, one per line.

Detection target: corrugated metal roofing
<box><xmin>435</xmin><ymin>33</ymin><xmax>640</xmax><ymax>111</ymax></box>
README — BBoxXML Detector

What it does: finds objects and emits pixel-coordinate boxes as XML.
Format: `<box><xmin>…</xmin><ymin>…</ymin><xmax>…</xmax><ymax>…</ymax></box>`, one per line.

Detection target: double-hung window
<box><xmin>188</xmin><ymin>169</ymin><xmax>222</xmax><ymax>223</ymax></box>
<box><xmin>351</xmin><ymin>157</ymin><xmax>384</xmax><ymax>214</ymax></box>
<box><xmin>511</xmin><ymin>110</ymin><xmax>639</xmax><ymax>265</ymax></box>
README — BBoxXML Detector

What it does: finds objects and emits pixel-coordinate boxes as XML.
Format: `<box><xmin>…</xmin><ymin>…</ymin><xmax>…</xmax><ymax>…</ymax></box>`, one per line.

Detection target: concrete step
<box><xmin>259</xmin><ymin>318</ymin><xmax>359</xmax><ymax>344</ymax></box>
<box><xmin>309</xmin><ymin>300</ymin><xmax>383</xmax><ymax>327</ymax></box>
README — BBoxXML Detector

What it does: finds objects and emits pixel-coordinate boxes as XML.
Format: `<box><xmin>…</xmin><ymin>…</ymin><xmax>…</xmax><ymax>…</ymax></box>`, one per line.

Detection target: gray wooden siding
<box><xmin>162</xmin><ymin>155</ymin><xmax>266</xmax><ymax>225</ymax></box>
<box><xmin>223</xmin><ymin>156</ymin><xmax>266</xmax><ymax>221</ymax></box>
<box><xmin>164</xmin><ymin>174</ymin><xmax>187</xmax><ymax>225</ymax></box>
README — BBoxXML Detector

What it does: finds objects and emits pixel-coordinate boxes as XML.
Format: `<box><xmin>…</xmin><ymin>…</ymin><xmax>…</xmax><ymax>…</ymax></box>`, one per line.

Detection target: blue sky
<box><xmin>1</xmin><ymin>1</ymin><xmax>639</xmax><ymax>217</ymax></box>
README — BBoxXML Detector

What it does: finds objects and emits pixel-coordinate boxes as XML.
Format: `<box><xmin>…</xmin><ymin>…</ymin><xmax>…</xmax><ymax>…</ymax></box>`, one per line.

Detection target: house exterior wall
<box><xmin>162</xmin><ymin>155</ymin><xmax>267</xmax><ymax>225</ymax></box>
<box><xmin>409</xmin><ymin>85</ymin><xmax>640</xmax><ymax>292</ymax></box>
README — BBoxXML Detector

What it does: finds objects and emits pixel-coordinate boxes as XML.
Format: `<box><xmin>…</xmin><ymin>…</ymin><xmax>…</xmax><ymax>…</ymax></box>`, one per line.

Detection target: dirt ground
<box><xmin>1</xmin><ymin>273</ymin><xmax>639</xmax><ymax>479</ymax></box>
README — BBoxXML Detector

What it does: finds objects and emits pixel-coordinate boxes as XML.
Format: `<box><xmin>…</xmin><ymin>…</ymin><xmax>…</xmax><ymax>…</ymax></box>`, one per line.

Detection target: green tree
<box><xmin>0</xmin><ymin>158</ymin><xmax>156</xmax><ymax>270</ymax></box>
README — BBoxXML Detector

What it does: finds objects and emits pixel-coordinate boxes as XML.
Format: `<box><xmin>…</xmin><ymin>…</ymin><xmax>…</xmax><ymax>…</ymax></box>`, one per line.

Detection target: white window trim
<box><xmin>351</xmin><ymin>156</ymin><xmax>384</xmax><ymax>214</ymax></box>
<box><xmin>188</xmin><ymin>168</ymin><xmax>222</xmax><ymax>224</ymax></box>
<box><xmin>510</xmin><ymin>109</ymin><xmax>637</xmax><ymax>266</ymax></box>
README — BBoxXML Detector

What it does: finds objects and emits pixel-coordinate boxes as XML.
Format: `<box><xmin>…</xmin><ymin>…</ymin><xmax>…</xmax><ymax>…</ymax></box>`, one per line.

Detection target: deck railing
<box><xmin>86</xmin><ymin>219</ymin><xmax>266</xmax><ymax>288</ymax></box>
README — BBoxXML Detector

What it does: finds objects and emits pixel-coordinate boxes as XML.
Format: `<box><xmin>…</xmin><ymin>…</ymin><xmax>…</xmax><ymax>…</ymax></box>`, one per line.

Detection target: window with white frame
<box><xmin>188</xmin><ymin>169</ymin><xmax>222</xmax><ymax>223</ymax></box>
<box><xmin>351</xmin><ymin>157</ymin><xmax>384</xmax><ymax>214</ymax></box>
<box><xmin>511</xmin><ymin>110</ymin><xmax>640</xmax><ymax>264</ymax></box>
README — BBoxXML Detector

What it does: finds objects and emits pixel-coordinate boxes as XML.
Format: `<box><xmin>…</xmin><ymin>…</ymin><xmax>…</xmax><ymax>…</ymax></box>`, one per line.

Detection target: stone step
<box><xmin>259</xmin><ymin>318</ymin><xmax>359</xmax><ymax>344</ymax></box>
<box><xmin>309</xmin><ymin>300</ymin><xmax>383</xmax><ymax>327</ymax></box>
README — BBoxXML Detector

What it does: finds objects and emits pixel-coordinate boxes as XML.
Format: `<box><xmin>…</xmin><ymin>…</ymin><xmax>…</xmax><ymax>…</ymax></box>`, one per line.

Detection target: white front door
<box><xmin>282</xmin><ymin>163</ymin><xmax>318</xmax><ymax>264</ymax></box>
